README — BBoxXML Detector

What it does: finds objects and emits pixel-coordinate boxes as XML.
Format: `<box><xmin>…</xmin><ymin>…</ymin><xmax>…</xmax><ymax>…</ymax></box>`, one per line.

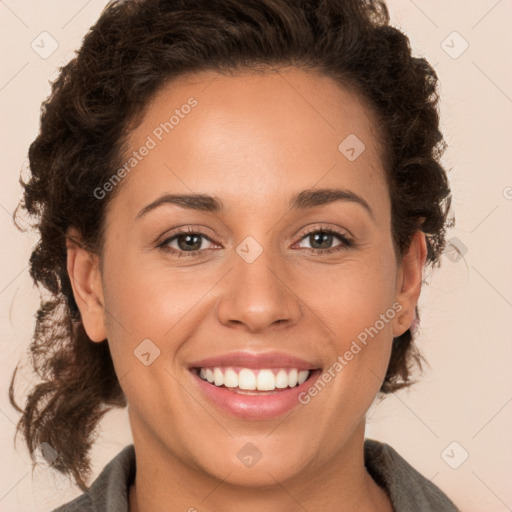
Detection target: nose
<box><xmin>215</xmin><ymin>244</ymin><xmax>303</xmax><ymax>333</ymax></box>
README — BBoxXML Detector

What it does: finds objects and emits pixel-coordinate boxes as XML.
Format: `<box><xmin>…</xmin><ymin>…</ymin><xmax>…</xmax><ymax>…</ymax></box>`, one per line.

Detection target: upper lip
<box><xmin>188</xmin><ymin>351</ymin><xmax>322</xmax><ymax>371</ymax></box>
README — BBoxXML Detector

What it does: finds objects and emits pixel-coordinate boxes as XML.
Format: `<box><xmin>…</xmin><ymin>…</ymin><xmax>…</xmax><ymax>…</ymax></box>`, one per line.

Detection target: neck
<box><xmin>128</xmin><ymin>418</ymin><xmax>392</xmax><ymax>512</ymax></box>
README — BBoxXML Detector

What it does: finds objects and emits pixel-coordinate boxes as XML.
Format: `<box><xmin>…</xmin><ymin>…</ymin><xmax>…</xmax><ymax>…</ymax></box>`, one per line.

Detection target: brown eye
<box><xmin>307</xmin><ymin>232</ymin><xmax>336</xmax><ymax>250</ymax></box>
<box><xmin>174</xmin><ymin>233</ymin><xmax>204</xmax><ymax>251</ymax></box>
<box><xmin>159</xmin><ymin>229</ymin><xmax>217</xmax><ymax>257</ymax></box>
<box><xmin>296</xmin><ymin>229</ymin><xmax>352</xmax><ymax>253</ymax></box>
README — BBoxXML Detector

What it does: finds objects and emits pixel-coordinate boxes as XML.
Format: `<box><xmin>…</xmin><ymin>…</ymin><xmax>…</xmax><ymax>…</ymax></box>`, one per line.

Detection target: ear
<box><xmin>66</xmin><ymin>228</ymin><xmax>107</xmax><ymax>342</ymax></box>
<box><xmin>392</xmin><ymin>230</ymin><xmax>427</xmax><ymax>337</ymax></box>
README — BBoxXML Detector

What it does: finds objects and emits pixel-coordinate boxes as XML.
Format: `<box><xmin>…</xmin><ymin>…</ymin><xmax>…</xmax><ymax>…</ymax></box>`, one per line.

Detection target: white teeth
<box><xmin>238</xmin><ymin>369</ymin><xmax>257</xmax><ymax>390</ymax></box>
<box><xmin>197</xmin><ymin>367</ymin><xmax>311</xmax><ymax>391</ymax></box>
<box><xmin>298</xmin><ymin>370</ymin><xmax>309</xmax><ymax>385</ymax></box>
<box><xmin>223</xmin><ymin>368</ymin><xmax>238</xmax><ymax>388</ymax></box>
<box><xmin>213</xmin><ymin>367</ymin><xmax>224</xmax><ymax>386</ymax></box>
<box><xmin>288</xmin><ymin>369</ymin><xmax>298</xmax><ymax>387</ymax></box>
<box><xmin>256</xmin><ymin>369</ymin><xmax>276</xmax><ymax>391</ymax></box>
<box><xmin>275</xmin><ymin>369</ymin><xmax>289</xmax><ymax>388</ymax></box>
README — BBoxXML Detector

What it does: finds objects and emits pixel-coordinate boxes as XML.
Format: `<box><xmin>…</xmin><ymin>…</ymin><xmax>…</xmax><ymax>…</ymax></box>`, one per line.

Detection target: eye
<box><xmin>294</xmin><ymin>228</ymin><xmax>353</xmax><ymax>254</ymax></box>
<box><xmin>158</xmin><ymin>227</ymin><xmax>217</xmax><ymax>257</ymax></box>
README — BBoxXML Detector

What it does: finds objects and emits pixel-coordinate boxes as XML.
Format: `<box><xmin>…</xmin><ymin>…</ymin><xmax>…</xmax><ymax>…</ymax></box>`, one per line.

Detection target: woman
<box><xmin>9</xmin><ymin>0</ymin><xmax>458</xmax><ymax>510</ymax></box>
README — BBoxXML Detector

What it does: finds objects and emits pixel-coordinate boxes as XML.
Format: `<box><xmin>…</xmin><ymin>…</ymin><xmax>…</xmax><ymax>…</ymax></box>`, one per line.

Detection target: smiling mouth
<box><xmin>191</xmin><ymin>366</ymin><xmax>320</xmax><ymax>394</ymax></box>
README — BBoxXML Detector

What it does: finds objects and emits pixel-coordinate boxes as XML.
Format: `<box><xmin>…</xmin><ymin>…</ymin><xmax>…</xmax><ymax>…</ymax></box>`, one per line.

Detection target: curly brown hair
<box><xmin>9</xmin><ymin>0</ymin><xmax>453</xmax><ymax>491</ymax></box>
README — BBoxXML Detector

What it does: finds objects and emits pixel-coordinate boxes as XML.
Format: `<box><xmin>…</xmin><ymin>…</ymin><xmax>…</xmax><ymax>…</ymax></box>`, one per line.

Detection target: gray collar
<box><xmin>53</xmin><ymin>440</ymin><xmax>458</xmax><ymax>511</ymax></box>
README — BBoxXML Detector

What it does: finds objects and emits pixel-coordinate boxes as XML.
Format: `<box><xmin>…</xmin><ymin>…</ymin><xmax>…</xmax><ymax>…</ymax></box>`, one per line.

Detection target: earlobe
<box><xmin>392</xmin><ymin>231</ymin><xmax>427</xmax><ymax>338</ymax></box>
<box><xmin>66</xmin><ymin>229</ymin><xmax>107</xmax><ymax>342</ymax></box>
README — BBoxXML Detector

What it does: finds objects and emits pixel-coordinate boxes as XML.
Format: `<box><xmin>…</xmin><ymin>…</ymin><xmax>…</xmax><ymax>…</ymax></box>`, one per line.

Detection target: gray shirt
<box><xmin>52</xmin><ymin>439</ymin><xmax>459</xmax><ymax>511</ymax></box>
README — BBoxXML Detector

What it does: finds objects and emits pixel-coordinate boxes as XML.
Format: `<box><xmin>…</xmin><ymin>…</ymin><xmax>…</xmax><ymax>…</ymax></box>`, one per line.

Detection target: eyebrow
<box><xmin>136</xmin><ymin>187</ymin><xmax>373</xmax><ymax>219</ymax></box>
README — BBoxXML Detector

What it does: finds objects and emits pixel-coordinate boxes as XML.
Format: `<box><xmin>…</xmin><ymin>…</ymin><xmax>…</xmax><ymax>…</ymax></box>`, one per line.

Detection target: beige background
<box><xmin>1</xmin><ymin>1</ymin><xmax>511</xmax><ymax>510</ymax></box>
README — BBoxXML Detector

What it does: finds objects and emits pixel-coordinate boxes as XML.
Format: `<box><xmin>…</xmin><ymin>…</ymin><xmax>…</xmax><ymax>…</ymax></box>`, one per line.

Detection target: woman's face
<box><xmin>73</xmin><ymin>67</ymin><xmax>425</xmax><ymax>486</ymax></box>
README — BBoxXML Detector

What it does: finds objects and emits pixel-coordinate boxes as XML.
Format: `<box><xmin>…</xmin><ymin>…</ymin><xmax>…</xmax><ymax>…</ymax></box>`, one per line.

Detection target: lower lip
<box><xmin>190</xmin><ymin>369</ymin><xmax>322</xmax><ymax>420</ymax></box>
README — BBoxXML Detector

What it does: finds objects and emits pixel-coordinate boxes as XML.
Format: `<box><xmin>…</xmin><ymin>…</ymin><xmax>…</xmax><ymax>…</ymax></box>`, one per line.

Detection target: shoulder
<box><xmin>51</xmin><ymin>444</ymin><xmax>135</xmax><ymax>512</ymax></box>
<box><xmin>364</xmin><ymin>438</ymin><xmax>459</xmax><ymax>512</ymax></box>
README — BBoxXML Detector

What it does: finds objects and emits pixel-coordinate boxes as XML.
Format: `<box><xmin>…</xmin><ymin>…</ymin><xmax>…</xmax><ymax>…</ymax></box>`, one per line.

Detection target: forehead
<box><xmin>116</xmin><ymin>67</ymin><xmax>388</xmax><ymax>216</ymax></box>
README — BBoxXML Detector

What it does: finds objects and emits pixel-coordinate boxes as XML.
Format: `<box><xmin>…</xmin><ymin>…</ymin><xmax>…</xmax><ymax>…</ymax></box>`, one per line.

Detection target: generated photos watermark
<box><xmin>93</xmin><ymin>97</ymin><xmax>198</xmax><ymax>200</ymax></box>
<box><xmin>298</xmin><ymin>301</ymin><xmax>403</xmax><ymax>405</ymax></box>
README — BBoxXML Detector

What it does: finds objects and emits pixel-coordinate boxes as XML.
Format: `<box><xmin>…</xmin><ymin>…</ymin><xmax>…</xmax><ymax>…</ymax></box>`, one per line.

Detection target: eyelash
<box><xmin>157</xmin><ymin>226</ymin><xmax>353</xmax><ymax>258</ymax></box>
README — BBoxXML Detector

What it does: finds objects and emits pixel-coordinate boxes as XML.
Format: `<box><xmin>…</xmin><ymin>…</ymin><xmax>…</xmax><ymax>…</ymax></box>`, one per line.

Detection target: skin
<box><xmin>67</xmin><ymin>67</ymin><xmax>427</xmax><ymax>512</ymax></box>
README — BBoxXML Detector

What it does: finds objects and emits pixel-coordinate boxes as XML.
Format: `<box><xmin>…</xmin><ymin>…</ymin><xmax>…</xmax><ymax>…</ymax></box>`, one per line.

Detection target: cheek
<box><xmin>101</xmin><ymin>249</ymin><xmax>198</xmax><ymax>332</ymax></box>
<box><xmin>100</xmin><ymin>254</ymin><xmax>225</xmax><ymax>382</ymax></box>
<box><xmin>310</xmin><ymin>250</ymin><xmax>397</xmax><ymax>390</ymax></box>
<box><xmin>303</xmin><ymin>246</ymin><xmax>397</xmax><ymax>337</ymax></box>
